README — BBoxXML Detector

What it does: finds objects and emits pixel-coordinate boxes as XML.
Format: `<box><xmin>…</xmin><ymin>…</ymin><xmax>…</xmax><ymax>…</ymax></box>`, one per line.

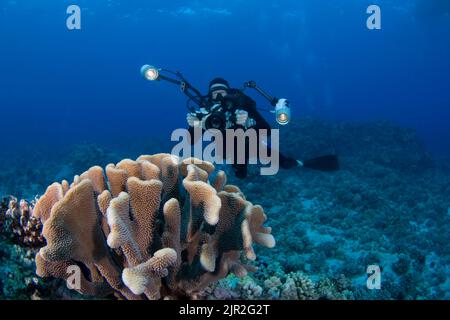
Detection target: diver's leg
<box><xmin>279</xmin><ymin>152</ymin><xmax>301</xmax><ymax>169</ymax></box>
<box><xmin>258</xmin><ymin>134</ymin><xmax>299</xmax><ymax>170</ymax></box>
<box><xmin>232</xmin><ymin>163</ymin><xmax>248</xmax><ymax>179</ymax></box>
<box><xmin>233</xmin><ymin>132</ymin><xmax>249</xmax><ymax>179</ymax></box>
<box><xmin>222</xmin><ymin>128</ymin><xmax>249</xmax><ymax>179</ymax></box>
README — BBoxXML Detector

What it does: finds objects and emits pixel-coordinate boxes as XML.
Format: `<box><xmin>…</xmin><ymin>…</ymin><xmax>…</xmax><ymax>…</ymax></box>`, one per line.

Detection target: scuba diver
<box><xmin>140</xmin><ymin>65</ymin><xmax>340</xmax><ymax>179</ymax></box>
<box><xmin>186</xmin><ymin>77</ymin><xmax>301</xmax><ymax>178</ymax></box>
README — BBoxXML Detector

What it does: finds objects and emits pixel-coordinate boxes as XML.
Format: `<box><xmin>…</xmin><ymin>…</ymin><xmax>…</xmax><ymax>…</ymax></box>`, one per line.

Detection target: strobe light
<box><xmin>275</xmin><ymin>98</ymin><xmax>291</xmax><ymax>125</ymax></box>
<box><xmin>140</xmin><ymin>65</ymin><xmax>160</xmax><ymax>81</ymax></box>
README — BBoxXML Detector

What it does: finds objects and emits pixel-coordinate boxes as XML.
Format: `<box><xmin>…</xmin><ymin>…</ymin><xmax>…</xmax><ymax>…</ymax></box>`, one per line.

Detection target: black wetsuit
<box><xmin>189</xmin><ymin>89</ymin><xmax>298</xmax><ymax>178</ymax></box>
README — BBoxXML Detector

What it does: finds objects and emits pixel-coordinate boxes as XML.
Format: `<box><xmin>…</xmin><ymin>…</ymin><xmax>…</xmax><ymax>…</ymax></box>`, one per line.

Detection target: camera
<box><xmin>204</xmin><ymin>107</ymin><xmax>228</xmax><ymax>130</ymax></box>
<box><xmin>197</xmin><ymin>97</ymin><xmax>236</xmax><ymax>131</ymax></box>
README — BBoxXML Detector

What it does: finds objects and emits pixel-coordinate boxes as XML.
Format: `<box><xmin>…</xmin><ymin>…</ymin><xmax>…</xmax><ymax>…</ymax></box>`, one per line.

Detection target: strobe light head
<box><xmin>275</xmin><ymin>98</ymin><xmax>291</xmax><ymax>125</ymax></box>
<box><xmin>140</xmin><ymin>65</ymin><xmax>160</xmax><ymax>81</ymax></box>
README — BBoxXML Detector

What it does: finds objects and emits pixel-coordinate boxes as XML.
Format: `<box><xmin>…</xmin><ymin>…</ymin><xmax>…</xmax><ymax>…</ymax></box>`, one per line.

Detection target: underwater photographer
<box><xmin>186</xmin><ymin>78</ymin><xmax>301</xmax><ymax>178</ymax></box>
<box><xmin>141</xmin><ymin>65</ymin><xmax>340</xmax><ymax>178</ymax></box>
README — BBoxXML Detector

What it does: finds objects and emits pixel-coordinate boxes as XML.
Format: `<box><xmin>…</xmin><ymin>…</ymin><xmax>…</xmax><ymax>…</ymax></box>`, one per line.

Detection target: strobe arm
<box><xmin>158</xmin><ymin>72</ymin><xmax>207</xmax><ymax>110</ymax></box>
<box><xmin>244</xmin><ymin>80</ymin><xmax>291</xmax><ymax>125</ymax></box>
<box><xmin>141</xmin><ymin>65</ymin><xmax>208</xmax><ymax>110</ymax></box>
<box><xmin>175</xmin><ymin>72</ymin><xmax>208</xmax><ymax>110</ymax></box>
<box><xmin>244</xmin><ymin>81</ymin><xmax>279</xmax><ymax>106</ymax></box>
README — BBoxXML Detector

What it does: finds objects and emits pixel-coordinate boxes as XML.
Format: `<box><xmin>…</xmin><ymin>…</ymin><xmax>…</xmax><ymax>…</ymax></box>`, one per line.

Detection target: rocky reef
<box><xmin>1</xmin><ymin>118</ymin><xmax>449</xmax><ymax>300</ymax></box>
<box><xmin>226</xmin><ymin>118</ymin><xmax>450</xmax><ymax>300</ymax></box>
<box><xmin>32</xmin><ymin>154</ymin><xmax>275</xmax><ymax>300</ymax></box>
<box><xmin>280</xmin><ymin>118</ymin><xmax>433</xmax><ymax>172</ymax></box>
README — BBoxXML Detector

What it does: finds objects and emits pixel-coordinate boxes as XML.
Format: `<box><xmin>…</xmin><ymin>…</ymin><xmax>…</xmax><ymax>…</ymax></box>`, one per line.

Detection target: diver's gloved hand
<box><xmin>235</xmin><ymin>110</ymin><xmax>249</xmax><ymax>126</ymax></box>
<box><xmin>276</xmin><ymin>98</ymin><xmax>290</xmax><ymax>109</ymax></box>
<box><xmin>186</xmin><ymin>113</ymin><xmax>202</xmax><ymax>128</ymax></box>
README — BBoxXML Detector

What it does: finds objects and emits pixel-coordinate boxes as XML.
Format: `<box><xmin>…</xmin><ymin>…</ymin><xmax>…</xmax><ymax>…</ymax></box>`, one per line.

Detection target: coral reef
<box><xmin>199</xmin><ymin>261</ymin><xmax>353</xmax><ymax>300</ymax></box>
<box><xmin>33</xmin><ymin>154</ymin><xmax>275</xmax><ymax>299</ymax></box>
<box><xmin>0</xmin><ymin>198</ymin><xmax>78</xmax><ymax>300</ymax></box>
<box><xmin>223</xmin><ymin>119</ymin><xmax>450</xmax><ymax>300</ymax></box>
<box><xmin>280</xmin><ymin>118</ymin><xmax>433</xmax><ymax>172</ymax></box>
<box><xmin>1</xmin><ymin>118</ymin><xmax>449</xmax><ymax>300</ymax></box>
<box><xmin>0</xmin><ymin>242</ymin><xmax>43</xmax><ymax>299</ymax></box>
<box><xmin>0</xmin><ymin>197</ymin><xmax>7</xmax><ymax>232</ymax></box>
<box><xmin>1</xmin><ymin>196</ymin><xmax>44</xmax><ymax>248</ymax></box>
<box><xmin>0</xmin><ymin>144</ymin><xmax>123</xmax><ymax>200</ymax></box>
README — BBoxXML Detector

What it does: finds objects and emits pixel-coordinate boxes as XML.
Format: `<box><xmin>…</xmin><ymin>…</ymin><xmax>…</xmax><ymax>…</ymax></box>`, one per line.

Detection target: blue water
<box><xmin>0</xmin><ymin>0</ymin><xmax>449</xmax><ymax>155</ymax></box>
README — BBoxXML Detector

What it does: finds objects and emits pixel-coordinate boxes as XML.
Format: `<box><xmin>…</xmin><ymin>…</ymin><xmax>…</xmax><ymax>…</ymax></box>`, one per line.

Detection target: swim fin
<box><xmin>300</xmin><ymin>155</ymin><xmax>340</xmax><ymax>172</ymax></box>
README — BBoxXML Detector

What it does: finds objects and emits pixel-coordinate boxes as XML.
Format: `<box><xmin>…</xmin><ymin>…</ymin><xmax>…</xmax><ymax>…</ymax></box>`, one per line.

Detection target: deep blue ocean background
<box><xmin>0</xmin><ymin>0</ymin><xmax>449</xmax><ymax>157</ymax></box>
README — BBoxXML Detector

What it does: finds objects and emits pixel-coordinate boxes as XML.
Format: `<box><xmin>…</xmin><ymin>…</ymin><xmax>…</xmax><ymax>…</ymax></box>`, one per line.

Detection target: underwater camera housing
<box><xmin>197</xmin><ymin>96</ymin><xmax>237</xmax><ymax>131</ymax></box>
